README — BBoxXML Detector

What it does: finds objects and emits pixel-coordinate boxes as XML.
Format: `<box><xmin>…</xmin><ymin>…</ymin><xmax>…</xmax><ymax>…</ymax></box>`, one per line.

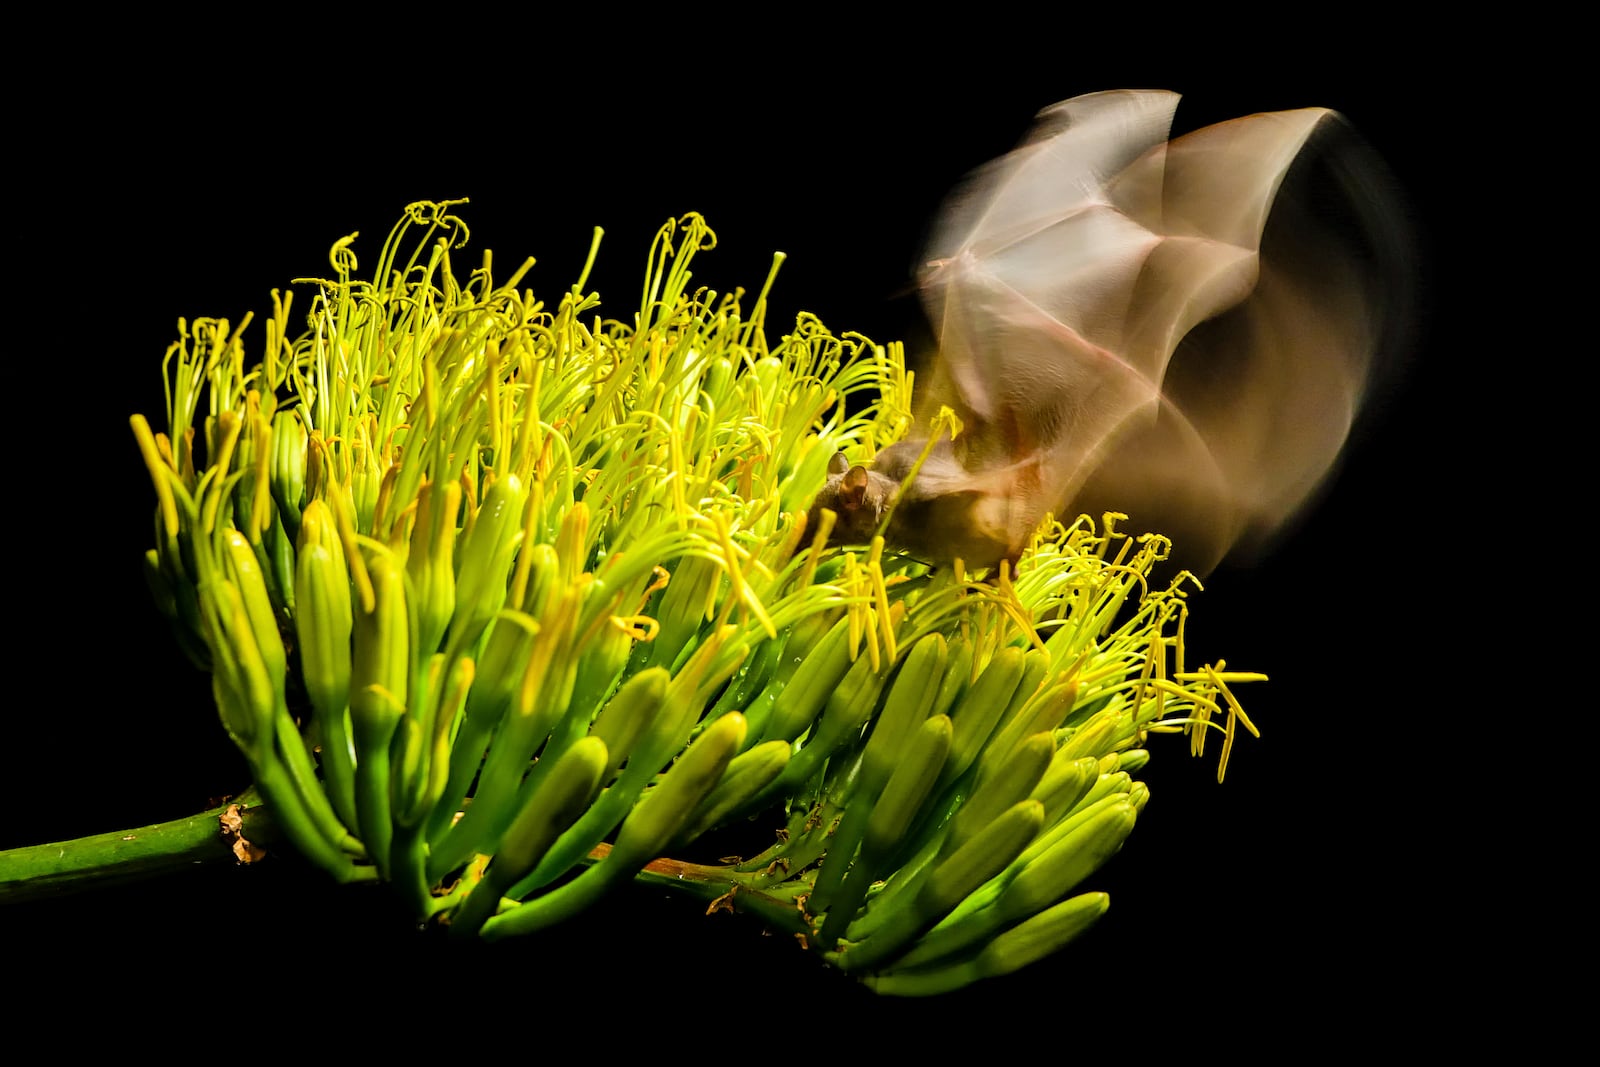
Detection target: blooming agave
<box><xmin>2</xmin><ymin>89</ymin><xmax>1406</xmax><ymax>995</ymax></box>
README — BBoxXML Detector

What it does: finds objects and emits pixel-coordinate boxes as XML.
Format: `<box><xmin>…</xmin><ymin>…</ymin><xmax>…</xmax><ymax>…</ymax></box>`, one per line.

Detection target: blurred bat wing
<box><xmin>920</xmin><ymin>90</ymin><xmax>1182</xmax><ymax>473</ymax></box>
<box><xmin>912</xmin><ymin>89</ymin><xmax>1400</xmax><ymax>569</ymax></box>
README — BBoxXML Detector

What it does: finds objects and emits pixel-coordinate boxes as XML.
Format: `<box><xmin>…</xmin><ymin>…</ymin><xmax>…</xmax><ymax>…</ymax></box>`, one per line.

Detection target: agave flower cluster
<box><xmin>130</xmin><ymin>201</ymin><xmax>1258</xmax><ymax>993</ymax></box>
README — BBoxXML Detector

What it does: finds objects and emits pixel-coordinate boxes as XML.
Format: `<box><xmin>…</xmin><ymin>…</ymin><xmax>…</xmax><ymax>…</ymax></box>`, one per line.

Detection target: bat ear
<box><xmin>840</xmin><ymin>466</ymin><xmax>871</xmax><ymax>510</ymax></box>
<box><xmin>828</xmin><ymin>451</ymin><xmax>850</xmax><ymax>476</ymax></box>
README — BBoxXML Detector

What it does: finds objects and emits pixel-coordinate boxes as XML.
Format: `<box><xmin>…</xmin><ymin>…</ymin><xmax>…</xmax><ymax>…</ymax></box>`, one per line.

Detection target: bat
<box><xmin>813</xmin><ymin>89</ymin><xmax>1411</xmax><ymax>573</ymax></box>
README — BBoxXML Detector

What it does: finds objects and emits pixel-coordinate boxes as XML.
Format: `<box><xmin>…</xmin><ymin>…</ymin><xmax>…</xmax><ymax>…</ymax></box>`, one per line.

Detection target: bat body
<box><xmin>814</xmin><ymin>90</ymin><xmax>1409</xmax><ymax>572</ymax></box>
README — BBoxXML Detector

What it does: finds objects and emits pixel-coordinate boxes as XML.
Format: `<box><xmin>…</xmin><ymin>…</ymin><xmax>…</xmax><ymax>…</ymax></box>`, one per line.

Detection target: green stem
<box><xmin>0</xmin><ymin>791</ymin><xmax>273</xmax><ymax>903</ymax></box>
<box><xmin>319</xmin><ymin>705</ymin><xmax>360</xmax><ymax>835</ymax></box>
<box><xmin>614</xmin><ymin>848</ymin><xmax>813</xmax><ymax>939</ymax></box>
<box><xmin>275</xmin><ymin>708</ymin><xmax>363</xmax><ymax>857</ymax></box>
<box><xmin>389</xmin><ymin>819</ymin><xmax>441</xmax><ymax>920</ymax></box>
<box><xmin>255</xmin><ymin>761</ymin><xmax>376</xmax><ymax>884</ymax></box>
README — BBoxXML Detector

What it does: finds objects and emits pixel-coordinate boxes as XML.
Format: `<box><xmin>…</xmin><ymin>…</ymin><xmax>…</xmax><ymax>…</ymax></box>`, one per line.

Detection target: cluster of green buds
<box><xmin>129</xmin><ymin>201</ymin><xmax>1259</xmax><ymax>993</ymax></box>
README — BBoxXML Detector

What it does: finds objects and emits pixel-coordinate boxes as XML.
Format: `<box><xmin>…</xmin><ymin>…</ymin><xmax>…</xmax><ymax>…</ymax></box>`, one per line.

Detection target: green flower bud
<box><xmin>220</xmin><ymin>528</ymin><xmax>286</xmax><ymax>690</ymax></box>
<box><xmin>451</xmin><ymin>473</ymin><xmax>527</xmax><ymax>647</ymax></box>
<box><xmin>352</xmin><ymin>546</ymin><xmax>410</xmax><ymax>730</ymax></box>
<box><xmin>407</xmin><ymin>480</ymin><xmax>460</xmax><ymax>656</ymax></box>
<box><xmin>295</xmin><ymin>542</ymin><xmax>352</xmax><ymax>721</ymax></box>
<box><xmin>197</xmin><ymin>577</ymin><xmax>275</xmax><ymax>759</ymax></box>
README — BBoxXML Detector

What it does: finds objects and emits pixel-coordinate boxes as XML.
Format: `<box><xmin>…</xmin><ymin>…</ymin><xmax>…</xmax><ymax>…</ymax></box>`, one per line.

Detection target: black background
<box><xmin>6</xmin><ymin>26</ymin><xmax>1483</xmax><ymax>1052</ymax></box>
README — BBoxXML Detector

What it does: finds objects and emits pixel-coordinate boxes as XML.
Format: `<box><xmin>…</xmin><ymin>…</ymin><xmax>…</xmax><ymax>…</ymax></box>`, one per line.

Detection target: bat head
<box><xmin>877</xmin><ymin>439</ymin><xmax>1028</xmax><ymax>569</ymax></box>
<box><xmin>809</xmin><ymin>452</ymin><xmax>898</xmax><ymax>548</ymax></box>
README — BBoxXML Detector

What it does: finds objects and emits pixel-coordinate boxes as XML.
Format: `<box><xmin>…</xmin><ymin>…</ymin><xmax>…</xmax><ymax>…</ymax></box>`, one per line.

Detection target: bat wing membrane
<box><xmin>909</xmin><ymin>90</ymin><xmax>1389</xmax><ymax>568</ymax></box>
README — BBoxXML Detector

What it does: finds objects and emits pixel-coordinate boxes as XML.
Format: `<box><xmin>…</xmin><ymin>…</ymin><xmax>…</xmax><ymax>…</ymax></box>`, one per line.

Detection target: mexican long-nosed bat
<box><xmin>812</xmin><ymin>89</ymin><xmax>1411</xmax><ymax>573</ymax></box>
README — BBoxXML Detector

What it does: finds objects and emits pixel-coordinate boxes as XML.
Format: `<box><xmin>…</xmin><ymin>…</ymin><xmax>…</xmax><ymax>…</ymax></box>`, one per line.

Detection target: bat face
<box><xmin>811</xmin><ymin>451</ymin><xmax>899</xmax><ymax>548</ymax></box>
<box><xmin>816</xmin><ymin>90</ymin><xmax>1412</xmax><ymax>573</ymax></box>
<box><xmin>812</xmin><ymin>440</ymin><xmax>1039</xmax><ymax>569</ymax></box>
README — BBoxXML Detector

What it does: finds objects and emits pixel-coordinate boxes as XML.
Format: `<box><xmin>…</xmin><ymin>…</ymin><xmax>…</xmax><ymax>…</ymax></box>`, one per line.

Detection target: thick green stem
<box><xmin>0</xmin><ymin>793</ymin><xmax>273</xmax><ymax>903</ymax></box>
